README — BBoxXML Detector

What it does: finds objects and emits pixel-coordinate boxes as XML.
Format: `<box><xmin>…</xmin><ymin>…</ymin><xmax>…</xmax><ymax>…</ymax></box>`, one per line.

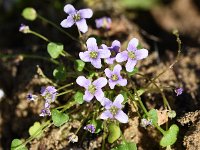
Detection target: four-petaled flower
<box><xmin>60</xmin><ymin>4</ymin><xmax>93</xmax><ymax>33</ymax></box>
<box><xmin>79</xmin><ymin>37</ymin><xmax>111</xmax><ymax>68</ymax></box>
<box><xmin>101</xmin><ymin>40</ymin><xmax>120</xmax><ymax>65</ymax></box>
<box><xmin>95</xmin><ymin>17</ymin><xmax>112</xmax><ymax>30</ymax></box>
<box><xmin>116</xmin><ymin>38</ymin><xmax>148</xmax><ymax>72</ymax></box>
<box><xmin>105</xmin><ymin>64</ymin><xmax>127</xmax><ymax>89</ymax></box>
<box><xmin>100</xmin><ymin>94</ymin><xmax>128</xmax><ymax>123</ymax></box>
<box><xmin>76</xmin><ymin>76</ymin><xmax>107</xmax><ymax>102</ymax></box>
<box><xmin>41</xmin><ymin>86</ymin><xmax>57</xmax><ymax>103</ymax></box>
<box><xmin>84</xmin><ymin>124</ymin><xmax>96</xmax><ymax>133</ymax></box>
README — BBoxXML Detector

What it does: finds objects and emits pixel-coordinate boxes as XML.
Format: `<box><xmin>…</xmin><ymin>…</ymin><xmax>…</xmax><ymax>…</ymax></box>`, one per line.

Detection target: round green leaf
<box><xmin>11</xmin><ymin>139</ymin><xmax>28</xmax><ymax>150</ymax></box>
<box><xmin>112</xmin><ymin>142</ymin><xmax>137</xmax><ymax>150</ymax></box>
<box><xmin>148</xmin><ymin>109</ymin><xmax>158</xmax><ymax>125</ymax></box>
<box><xmin>47</xmin><ymin>42</ymin><xmax>64</xmax><ymax>59</ymax></box>
<box><xmin>22</xmin><ymin>7</ymin><xmax>37</xmax><ymax>21</ymax></box>
<box><xmin>53</xmin><ymin>65</ymin><xmax>67</xmax><ymax>81</ymax></box>
<box><xmin>74</xmin><ymin>59</ymin><xmax>85</xmax><ymax>72</ymax></box>
<box><xmin>28</xmin><ymin>122</ymin><xmax>42</xmax><ymax>138</ymax></box>
<box><xmin>160</xmin><ymin>124</ymin><xmax>179</xmax><ymax>147</ymax></box>
<box><xmin>74</xmin><ymin>91</ymin><xmax>84</xmax><ymax>104</ymax></box>
<box><xmin>108</xmin><ymin>123</ymin><xmax>121</xmax><ymax>143</ymax></box>
<box><xmin>52</xmin><ymin>109</ymin><xmax>69</xmax><ymax>127</ymax></box>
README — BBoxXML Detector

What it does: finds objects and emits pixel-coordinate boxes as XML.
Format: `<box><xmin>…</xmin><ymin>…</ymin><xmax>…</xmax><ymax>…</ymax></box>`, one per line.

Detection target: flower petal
<box><xmin>113</xmin><ymin>64</ymin><xmax>122</xmax><ymax>75</ymax></box>
<box><xmin>76</xmin><ymin>76</ymin><xmax>91</xmax><ymax>88</ymax></box>
<box><xmin>108</xmin><ymin>80</ymin><xmax>117</xmax><ymax>89</ymax></box>
<box><xmin>105</xmin><ymin>57</ymin><xmax>115</xmax><ymax>65</ymax></box>
<box><xmin>113</xmin><ymin>94</ymin><xmax>124</xmax><ymax>109</ymax></box>
<box><xmin>60</xmin><ymin>16</ymin><xmax>75</xmax><ymax>28</ymax></box>
<box><xmin>64</xmin><ymin>4</ymin><xmax>76</xmax><ymax>14</ymax></box>
<box><xmin>94</xmin><ymin>89</ymin><xmax>104</xmax><ymax>101</ymax></box>
<box><xmin>100</xmin><ymin>97</ymin><xmax>112</xmax><ymax>108</ymax></box>
<box><xmin>78</xmin><ymin>9</ymin><xmax>93</xmax><ymax>18</ymax></box>
<box><xmin>116</xmin><ymin>51</ymin><xmax>128</xmax><ymax>62</ymax></box>
<box><xmin>76</xmin><ymin>19</ymin><xmax>88</xmax><ymax>33</ymax></box>
<box><xmin>135</xmin><ymin>49</ymin><xmax>148</xmax><ymax>60</ymax></box>
<box><xmin>111</xmin><ymin>40</ymin><xmax>121</xmax><ymax>49</ymax></box>
<box><xmin>104</xmin><ymin>68</ymin><xmax>112</xmax><ymax>78</ymax></box>
<box><xmin>79</xmin><ymin>51</ymin><xmax>91</xmax><ymax>62</ymax></box>
<box><xmin>98</xmin><ymin>49</ymin><xmax>111</xmax><ymax>58</ymax></box>
<box><xmin>125</xmin><ymin>59</ymin><xmax>137</xmax><ymax>72</ymax></box>
<box><xmin>127</xmin><ymin>38</ymin><xmax>138</xmax><ymax>51</ymax></box>
<box><xmin>100</xmin><ymin>110</ymin><xmax>113</xmax><ymax>120</ymax></box>
<box><xmin>86</xmin><ymin>37</ymin><xmax>98</xmax><ymax>51</ymax></box>
<box><xmin>115</xmin><ymin>110</ymin><xmax>128</xmax><ymax>123</ymax></box>
<box><xmin>117</xmin><ymin>78</ymin><xmax>127</xmax><ymax>87</ymax></box>
<box><xmin>91</xmin><ymin>59</ymin><xmax>102</xmax><ymax>68</ymax></box>
<box><xmin>84</xmin><ymin>90</ymin><xmax>94</xmax><ymax>102</ymax></box>
<box><xmin>93</xmin><ymin>77</ymin><xmax>107</xmax><ymax>88</ymax></box>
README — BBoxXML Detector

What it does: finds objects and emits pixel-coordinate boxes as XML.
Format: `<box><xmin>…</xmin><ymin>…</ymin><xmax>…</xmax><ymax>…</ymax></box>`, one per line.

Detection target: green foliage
<box><xmin>119</xmin><ymin>0</ymin><xmax>160</xmax><ymax>10</ymax></box>
<box><xmin>22</xmin><ymin>7</ymin><xmax>37</xmax><ymax>21</ymax></box>
<box><xmin>74</xmin><ymin>91</ymin><xmax>84</xmax><ymax>104</ymax></box>
<box><xmin>51</xmin><ymin>109</ymin><xmax>69</xmax><ymax>127</ymax></box>
<box><xmin>108</xmin><ymin>123</ymin><xmax>121</xmax><ymax>143</ymax></box>
<box><xmin>112</xmin><ymin>142</ymin><xmax>137</xmax><ymax>150</ymax></box>
<box><xmin>167</xmin><ymin>110</ymin><xmax>176</xmax><ymax>119</ymax></box>
<box><xmin>74</xmin><ymin>59</ymin><xmax>85</xmax><ymax>72</ymax></box>
<box><xmin>11</xmin><ymin>139</ymin><xmax>28</xmax><ymax>150</ymax></box>
<box><xmin>53</xmin><ymin>65</ymin><xmax>67</xmax><ymax>81</ymax></box>
<box><xmin>28</xmin><ymin>122</ymin><xmax>42</xmax><ymax>138</ymax></box>
<box><xmin>47</xmin><ymin>42</ymin><xmax>64</xmax><ymax>59</ymax></box>
<box><xmin>148</xmin><ymin>109</ymin><xmax>158</xmax><ymax>125</ymax></box>
<box><xmin>127</xmin><ymin>67</ymin><xmax>138</xmax><ymax>77</ymax></box>
<box><xmin>160</xmin><ymin>124</ymin><xmax>179</xmax><ymax>147</ymax></box>
<box><xmin>120</xmin><ymin>90</ymin><xmax>128</xmax><ymax>104</ymax></box>
<box><xmin>88</xmin><ymin>119</ymin><xmax>103</xmax><ymax>133</ymax></box>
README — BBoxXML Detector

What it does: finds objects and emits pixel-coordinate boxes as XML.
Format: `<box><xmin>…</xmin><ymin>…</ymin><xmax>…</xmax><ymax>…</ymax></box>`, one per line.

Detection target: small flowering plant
<box><xmin>12</xmin><ymin>3</ymin><xmax>183</xmax><ymax>150</ymax></box>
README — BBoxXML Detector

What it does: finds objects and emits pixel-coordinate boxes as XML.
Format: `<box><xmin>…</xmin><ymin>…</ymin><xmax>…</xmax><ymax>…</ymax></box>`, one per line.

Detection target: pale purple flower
<box><xmin>101</xmin><ymin>40</ymin><xmax>120</xmax><ymax>64</ymax></box>
<box><xmin>19</xmin><ymin>24</ymin><xmax>30</xmax><ymax>33</ymax></box>
<box><xmin>79</xmin><ymin>37</ymin><xmax>111</xmax><ymax>68</ymax></box>
<box><xmin>105</xmin><ymin>64</ymin><xmax>127</xmax><ymax>89</ymax></box>
<box><xmin>84</xmin><ymin>124</ymin><xmax>96</xmax><ymax>133</ymax></box>
<box><xmin>116</xmin><ymin>38</ymin><xmax>148</xmax><ymax>72</ymax></box>
<box><xmin>76</xmin><ymin>76</ymin><xmax>107</xmax><ymax>102</ymax></box>
<box><xmin>140</xmin><ymin>118</ymin><xmax>152</xmax><ymax>128</ymax></box>
<box><xmin>39</xmin><ymin>107</ymin><xmax>51</xmax><ymax>117</ymax></box>
<box><xmin>100</xmin><ymin>94</ymin><xmax>128</xmax><ymax>123</ymax></box>
<box><xmin>41</xmin><ymin>86</ymin><xmax>57</xmax><ymax>103</ymax></box>
<box><xmin>60</xmin><ymin>4</ymin><xmax>93</xmax><ymax>33</ymax></box>
<box><xmin>27</xmin><ymin>93</ymin><xmax>38</xmax><ymax>101</ymax></box>
<box><xmin>175</xmin><ymin>87</ymin><xmax>183</xmax><ymax>96</ymax></box>
<box><xmin>95</xmin><ymin>17</ymin><xmax>112</xmax><ymax>29</ymax></box>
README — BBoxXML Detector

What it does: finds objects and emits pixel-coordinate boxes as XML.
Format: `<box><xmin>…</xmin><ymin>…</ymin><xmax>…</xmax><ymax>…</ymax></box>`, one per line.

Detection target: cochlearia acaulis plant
<box><xmin>12</xmin><ymin>3</ymin><xmax>183</xmax><ymax>150</ymax></box>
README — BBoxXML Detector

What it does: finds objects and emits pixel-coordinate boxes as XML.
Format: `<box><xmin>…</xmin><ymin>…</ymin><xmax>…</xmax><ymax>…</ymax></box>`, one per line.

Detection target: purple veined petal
<box><xmin>135</xmin><ymin>49</ymin><xmax>148</xmax><ymax>60</ymax></box>
<box><xmin>115</xmin><ymin>110</ymin><xmax>128</xmax><ymax>123</ymax></box>
<box><xmin>127</xmin><ymin>38</ymin><xmax>139</xmax><ymax>51</ymax></box>
<box><xmin>86</xmin><ymin>37</ymin><xmax>98</xmax><ymax>51</ymax></box>
<box><xmin>94</xmin><ymin>88</ymin><xmax>105</xmax><ymax>101</ymax></box>
<box><xmin>98</xmin><ymin>49</ymin><xmax>111</xmax><ymax>58</ymax></box>
<box><xmin>100</xmin><ymin>110</ymin><xmax>113</xmax><ymax>120</ymax></box>
<box><xmin>83</xmin><ymin>90</ymin><xmax>94</xmax><ymax>102</ymax></box>
<box><xmin>95</xmin><ymin>19</ymin><xmax>103</xmax><ymax>28</ymax></box>
<box><xmin>90</xmin><ymin>59</ymin><xmax>102</xmax><ymax>68</ymax></box>
<box><xmin>78</xmin><ymin>9</ymin><xmax>93</xmax><ymax>18</ymax></box>
<box><xmin>93</xmin><ymin>77</ymin><xmax>107</xmax><ymax>88</ymax></box>
<box><xmin>113</xmin><ymin>64</ymin><xmax>122</xmax><ymax>75</ymax></box>
<box><xmin>100</xmin><ymin>44</ymin><xmax>108</xmax><ymax>50</ymax></box>
<box><xmin>125</xmin><ymin>59</ymin><xmax>137</xmax><ymax>72</ymax></box>
<box><xmin>76</xmin><ymin>19</ymin><xmax>88</xmax><ymax>33</ymax></box>
<box><xmin>105</xmin><ymin>57</ymin><xmax>115</xmax><ymax>65</ymax></box>
<box><xmin>40</xmin><ymin>86</ymin><xmax>46</xmax><ymax>96</ymax></box>
<box><xmin>111</xmin><ymin>40</ymin><xmax>121</xmax><ymax>48</ymax></box>
<box><xmin>76</xmin><ymin>76</ymin><xmax>91</xmax><ymax>88</ymax></box>
<box><xmin>100</xmin><ymin>97</ymin><xmax>112</xmax><ymax>108</ymax></box>
<box><xmin>117</xmin><ymin>78</ymin><xmax>127</xmax><ymax>87</ymax></box>
<box><xmin>60</xmin><ymin>16</ymin><xmax>75</xmax><ymax>28</ymax></box>
<box><xmin>79</xmin><ymin>51</ymin><xmax>91</xmax><ymax>62</ymax></box>
<box><xmin>64</xmin><ymin>4</ymin><xmax>76</xmax><ymax>14</ymax></box>
<box><xmin>108</xmin><ymin>80</ymin><xmax>117</xmax><ymax>89</ymax></box>
<box><xmin>104</xmin><ymin>68</ymin><xmax>112</xmax><ymax>78</ymax></box>
<box><xmin>113</xmin><ymin>94</ymin><xmax>124</xmax><ymax>109</ymax></box>
<box><xmin>116</xmin><ymin>51</ymin><xmax>128</xmax><ymax>62</ymax></box>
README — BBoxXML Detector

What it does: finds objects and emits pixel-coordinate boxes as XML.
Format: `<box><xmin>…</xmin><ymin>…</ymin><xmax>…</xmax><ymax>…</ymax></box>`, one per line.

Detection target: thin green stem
<box><xmin>37</xmin><ymin>14</ymin><xmax>79</xmax><ymax>43</ymax></box>
<box><xmin>57</xmin><ymin>82</ymin><xmax>74</xmax><ymax>91</ymax></box>
<box><xmin>29</xmin><ymin>30</ymin><xmax>50</xmax><ymax>42</ymax></box>
<box><xmin>56</xmin><ymin>89</ymin><xmax>73</xmax><ymax>97</ymax></box>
